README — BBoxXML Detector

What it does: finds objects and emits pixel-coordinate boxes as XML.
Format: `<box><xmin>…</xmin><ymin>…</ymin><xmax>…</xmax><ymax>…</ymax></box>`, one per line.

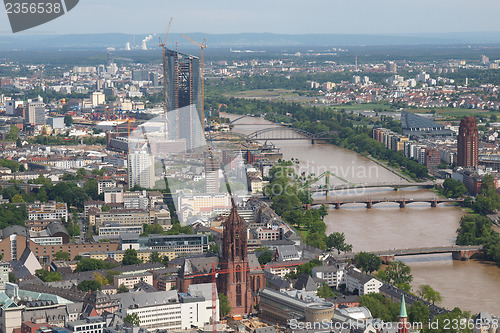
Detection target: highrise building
<box><xmin>164</xmin><ymin>48</ymin><xmax>202</xmax><ymax>151</ymax></box>
<box><xmin>132</xmin><ymin>70</ymin><xmax>149</xmax><ymax>81</ymax></box>
<box><xmin>127</xmin><ymin>150</ymin><xmax>155</xmax><ymax>189</ymax></box>
<box><xmin>205</xmin><ymin>154</ymin><xmax>220</xmax><ymax>193</ymax></box>
<box><xmin>25</xmin><ymin>102</ymin><xmax>45</xmax><ymax>125</ymax></box>
<box><xmin>457</xmin><ymin>116</ymin><xmax>479</xmax><ymax>167</ymax></box>
<box><xmin>386</xmin><ymin>62</ymin><xmax>397</xmax><ymax>73</ymax></box>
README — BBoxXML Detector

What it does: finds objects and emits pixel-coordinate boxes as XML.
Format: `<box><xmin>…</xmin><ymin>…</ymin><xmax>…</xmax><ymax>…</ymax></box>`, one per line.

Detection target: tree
<box><xmin>117</xmin><ymin>284</ymin><xmax>129</xmax><ymax>293</ymax></box>
<box><xmin>124</xmin><ymin>313</ymin><xmax>140</xmax><ymax>327</ymax></box>
<box><xmin>54</xmin><ymin>251</ymin><xmax>71</xmax><ymax>261</ymax></box>
<box><xmin>78</xmin><ymin>280</ymin><xmax>102</xmax><ymax>292</ymax></box>
<box><xmin>218</xmin><ymin>293</ymin><xmax>231</xmax><ymax>319</ymax></box>
<box><xmin>9</xmin><ymin>272</ymin><xmax>17</xmax><ymax>283</ymax></box>
<box><xmin>354</xmin><ymin>252</ymin><xmax>382</xmax><ymax>274</ymax></box>
<box><xmin>441</xmin><ymin>178</ymin><xmax>467</xmax><ymax>198</ymax></box>
<box><xmin>417</xmin><ymin>284</ymin><xmax>442</xmax><ymax>305</ymax></box>
<box><xmin>143</xmin><ymin>223</ymin><xmax>165</xmax><ymax>235</ymax></box>
<box><xmin>93</xmin><ymin>272</ymin><xmax>108</xmax><ymax>286</ymax></box>
<box><xmin>11</xmin><ymin>194</ymin><xmax>24</xmax><ymax>203</ymax></box>
<box><xmin>359</xmin><ymin>293</ymin><xmax>400</xmax><ymax>322</ymax></box>
<box><xmin>64</xmin><ymin>114</ymin><xmax>73</xmax><ymax>127</ymax></box>
<box><xmin>424</xmin><ymin>307</ymin><xmax>472</xmax><ymax>333</ymax></box>
<box><xmin>122</xmin><ymin>249</ymin><xmax>141</xmax><ymax>265</ymax></box>
<box><xmin>408</xmin><ymin>301</ymin><xmax>430</xmax><ymax>323</ymax></box>
<box><xmin>378</xmin><ymin>261</ymin><xmax>413</xmax><ymax>291</ymax></box>
<box><xmin>149</xmin><ymin>251</ymin><xmax>162</xmax><ymax>263</ymax></box>
<box><xmin>35</xmin><ymin>269</ymin><xmax>62</xmax><ymax>282</ymax></box>
<box><xmin>326</xmin><ymin>232</ymin><xmax>353</xmax><ymax>254</ymax></box>
<box><xmin>317</xmin><ymin>282</ymin><xmax>335</xmax><ymax>298</ymax></box>
<box><xmin>209</xmin><ymin>243</ymin><xmax>219</xmax><ymax>255</ymax></box>
<box><xmin>75</xmin><ymin>258</ymin><xmax>120</xmax><ymax>272</ymax></box>
<box><xmin>16</xmin><ymin>138</ymin><xmax>22</xmax><ymax>148</ymax></box>
<box><xmin>76</xmin><ymin>168</ymin><xmax>87</xmax><ymax>180</ymax></box>
<box><xmin>258</xmin><ymin>251</ymin><xmax>274</xmax><ymax>265</ymax></box>
<box><xmin>83</xmin><ymin>179</ymin><xmax>99</xmax><ymax>200</ymax></box>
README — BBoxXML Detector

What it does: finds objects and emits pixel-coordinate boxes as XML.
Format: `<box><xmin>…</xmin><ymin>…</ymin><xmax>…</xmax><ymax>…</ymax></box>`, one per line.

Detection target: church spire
<box><xmin>400</xmin><ymin>295</ymin><xmax>407</xmax><ymax>318</ymax></box>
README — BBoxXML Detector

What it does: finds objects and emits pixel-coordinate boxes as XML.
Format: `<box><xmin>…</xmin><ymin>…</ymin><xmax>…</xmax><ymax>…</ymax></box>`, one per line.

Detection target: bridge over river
<box><xmin>336</xmin><ymin>245</ymin><xmax>484</xmax><ymax>263</ymax></box>
<box><xmin>312</xmin><ymin>197</ymin><xmax>463</xmax><ymax>209</ymax></box>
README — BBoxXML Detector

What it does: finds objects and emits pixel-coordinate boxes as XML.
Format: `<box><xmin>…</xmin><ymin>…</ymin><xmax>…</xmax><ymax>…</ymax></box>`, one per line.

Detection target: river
<box><xmin>228</xmin><ymin>114</ymin><xmax>500</xmax><ymax>316</ymax></box>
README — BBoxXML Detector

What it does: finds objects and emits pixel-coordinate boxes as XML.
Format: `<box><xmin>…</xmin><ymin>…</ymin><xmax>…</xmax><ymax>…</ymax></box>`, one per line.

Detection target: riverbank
<box><xmin>365</xmin><ymin>155</ymin><xmax>414</xmax><ymax>183</ymax></box>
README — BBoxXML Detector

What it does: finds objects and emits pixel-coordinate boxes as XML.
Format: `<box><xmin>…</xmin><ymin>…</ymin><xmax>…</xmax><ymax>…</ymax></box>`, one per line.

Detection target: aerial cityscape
<box><xmin>0</xmin><ymin>2</ymin><xmax>500</xmax><ymax>333</ymax></box>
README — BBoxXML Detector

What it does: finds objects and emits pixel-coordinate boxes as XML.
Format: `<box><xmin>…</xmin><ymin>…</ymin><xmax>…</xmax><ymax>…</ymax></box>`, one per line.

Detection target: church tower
<box><xmin>218</xmin><ymin>202</ymin><xmax>253</xmax><ymax>315</ymax></box>
<box><xmin>398</xmin><ymin>295</ymin><xmax>409</xmax><ymax>333</ymax></box>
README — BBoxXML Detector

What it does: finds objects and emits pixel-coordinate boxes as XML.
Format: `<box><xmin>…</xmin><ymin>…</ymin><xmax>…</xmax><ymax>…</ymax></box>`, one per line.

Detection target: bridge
<box><xmin>309</xmin><ymin>181</ymin><xmax>436</xmax><ymax>193</ymax></box>
<box><xmin>336</xmin><ymin>245</ymin><xmax>484</xmax><ymax>263</ymax></box>
<box><xmin>311</xmin><ymin>197</ymin><xmax>463</xmax><ymax>209</ymax></box>
<box><xmin>247</xmin><ymin>127</ymin><xmax>338</xmax><ymax>143</ymax></box>
<box><xmin>208</xmin><ymin>128</ymin><xmax>338</xmax><ymax>143</ymax></box>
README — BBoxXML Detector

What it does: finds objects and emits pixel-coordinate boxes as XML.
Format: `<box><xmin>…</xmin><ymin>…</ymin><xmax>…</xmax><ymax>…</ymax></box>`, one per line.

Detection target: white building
<box><xmin>312</xmin><ymin>262</ymin><xmax>347</xmax><ymax>289</ymax></box>
<box><xmin>0</xmin><ymin>262</ymin><xmax>8</xmax><ymax>291</ymax></box>
<box><xmin>177</xmin><ymin>193</ymin><xmax>231</xmax><ymax>223</ymax></box>
<box><xmin>27</xmin><ymin>202</ymin><xmax>68</xmax><ymax>221</ymax></box>
<box><xmin>114</xmin><ymin>285</ymin><xmax>218</xmax><ymax>331</ymax></box>
<box><xmin>91</xmin><ymin>92</ymin><xmax>106</xmax><ymax>107</ymax></box>
<box><xmin>66</xmin><ymin>317</ymin><xmax>106</xmax><ymax>333</ymax></box>
<box><xmin>345</xmin><ymin>268</ymin><xmax>383</xmax><ymax>296</ymax></box>
<box><xmin>127</xmin><ymin>150</ymin><xmax>155</xmax><ymax>189</ymax></box>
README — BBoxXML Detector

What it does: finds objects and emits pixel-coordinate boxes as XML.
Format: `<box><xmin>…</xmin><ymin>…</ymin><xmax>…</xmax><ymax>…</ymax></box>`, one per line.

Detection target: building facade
<box><xmin>457</xmin><ymin>116</ymin><xmax>479</xmax><ymax>167</ymax></box>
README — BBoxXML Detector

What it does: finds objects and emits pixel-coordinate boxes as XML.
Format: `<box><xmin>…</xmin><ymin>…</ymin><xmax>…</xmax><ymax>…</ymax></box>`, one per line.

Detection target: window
<box><xmin>236</xmin><ymin>284</ymin><xmax>242</xmax><ymax>307</ymax></box>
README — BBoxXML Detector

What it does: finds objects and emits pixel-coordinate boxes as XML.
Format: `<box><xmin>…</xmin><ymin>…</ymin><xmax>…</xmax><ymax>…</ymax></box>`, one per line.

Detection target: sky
<box><xmin>1</xmin><ymin>0</ymin><xmax>500</xmax><ymax>36</ymax></box>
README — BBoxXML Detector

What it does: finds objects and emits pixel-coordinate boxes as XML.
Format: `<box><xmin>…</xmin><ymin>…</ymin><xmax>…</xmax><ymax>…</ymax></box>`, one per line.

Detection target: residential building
<box><xmin>113</xmin><ymin>272</ymin><xmax>153</xmax><ymax>289</ymax></box>
<box><xmin>345</xmin><ymin>268</ymin><xmax>383</xmax><ymax>296</ymax></box>
<box><xmin>0</xmin><ymin>261</ymin><xmax>8</xmax><ymax>290</ymax></box>
<box><xmin>98</xmin><ymin>224</ymin><xmax>143</xmax><ymax>238</ymax></box>
<box><xmin>94</xmin><ymin>209</ymin><xmax>150</xmax><ymax>227</ymax></box>
<box><xmin>312</xmin><ymin>263</ymin><xmax>347</xmax><ymax>289</ymax></box>
<box><xmin>127</xmin><ymin>150</ymin><xmax>155</xmax><ymax>189</ymax></box>
<box><xmin>103</xmin><ymin>188</ymin><xmax>124</xmax><ymax>204</ymax></box>
<box><xmin>27</xmin><ymin>202</ymin><xmax>68</xmax><ymax>221</ymax></box>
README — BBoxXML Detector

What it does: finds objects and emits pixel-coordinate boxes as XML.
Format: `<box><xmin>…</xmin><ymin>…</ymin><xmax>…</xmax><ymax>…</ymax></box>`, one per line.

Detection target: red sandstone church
<box><xmin>177</xmin><ymin>204</ymin><xmax>266</xmax><ymax>315</ymax></box>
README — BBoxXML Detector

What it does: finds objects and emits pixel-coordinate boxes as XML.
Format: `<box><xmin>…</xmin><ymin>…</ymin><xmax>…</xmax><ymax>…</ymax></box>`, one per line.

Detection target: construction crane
<box><xmin>127</xmin><ymin>118</ymin><xmax>134</xmax><ymax>137</ymax></box>
<box><xmin>181</xmin><ymin>33</ymin><xmax>207</xmax><ymax>126</ymax></box>
<box><xmin>159</xmin><ymin>17</ymin><xmax>173</xmax><ymax>138</ymax></box>
<box><xmin>185</xmin><ymin>259</ymin><xmax>303</xmax><ymax>333</ymax></box>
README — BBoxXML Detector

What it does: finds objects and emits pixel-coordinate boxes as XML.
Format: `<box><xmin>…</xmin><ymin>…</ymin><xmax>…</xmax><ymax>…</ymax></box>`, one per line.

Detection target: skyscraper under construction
<box><xmin>163</xmin><ymin>48</ymin><xmax>203</xmax><ymax>152</ymax></box>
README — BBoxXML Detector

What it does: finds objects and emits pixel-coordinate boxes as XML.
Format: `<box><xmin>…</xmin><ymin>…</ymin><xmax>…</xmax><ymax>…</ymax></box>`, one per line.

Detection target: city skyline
<box><xmin>2</xmin><ymin>0</ymin><xmax>500</xmax><ymax>35</ymax></box>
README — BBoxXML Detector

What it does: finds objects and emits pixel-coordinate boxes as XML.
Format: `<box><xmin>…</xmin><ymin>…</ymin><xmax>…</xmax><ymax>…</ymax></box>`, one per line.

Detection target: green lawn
<box><xmin>225</xmin><ymin>89</ymin><xmax>301</xmax><ymax>98</ymax></box>
<box><xmin>325</xmin><ymin>103</ymin><xmax>393</xmax><ymax>111</ymax></box>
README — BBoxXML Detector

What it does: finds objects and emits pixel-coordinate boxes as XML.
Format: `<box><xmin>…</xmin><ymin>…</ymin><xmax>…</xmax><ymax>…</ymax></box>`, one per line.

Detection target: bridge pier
<box><xmin>431</xmin><ymin>200</ymin><xmax>437</xmax><ymax>208</ymax></box>
<box><xmin>452</xmin><ymin>250</ymin><xmax>482</xmax><ymax>261</ymax></box>
<box><xmin>380</xmin><ymin>255</ymin><xmax>395</xmax><ymax>264</ymax></box>
<box><xmin>334</xmin><ymin>203</ymin><xmax>340</xmax><ymax>209</ymax></box>
<box><xmin>311</xmin><ymin>139</ymin><xmax>315</xmax><ymax>144</ymax></box>
<box><xmin>399</xmin><ymin>201</ymin><xmax>406</xmax><ymax>208</ymax></box>
<box><xmin>366</xmin><ymin>202</ymin><xmax>373</xmax><ymax>209</ymax></box>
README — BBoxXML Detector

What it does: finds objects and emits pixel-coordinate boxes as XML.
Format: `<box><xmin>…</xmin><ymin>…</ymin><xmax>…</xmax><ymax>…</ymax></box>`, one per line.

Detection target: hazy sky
<box><xmin>1</xmin><ymin>0</ymin><xmax>500</xmax><ymax>35</ymax></box>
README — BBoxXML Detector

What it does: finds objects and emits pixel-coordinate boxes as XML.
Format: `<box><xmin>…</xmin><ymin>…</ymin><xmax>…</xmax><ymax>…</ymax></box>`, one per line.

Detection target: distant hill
<box><xmin>1</xmin><ymin>32</ymin><xmax>500</xmax><ymax>51</ymax></box>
